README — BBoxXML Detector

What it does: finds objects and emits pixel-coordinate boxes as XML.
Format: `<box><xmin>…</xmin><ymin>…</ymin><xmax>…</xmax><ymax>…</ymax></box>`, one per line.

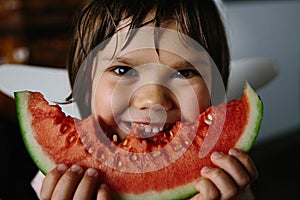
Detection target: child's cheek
<box><xmin>93</xmin><ymin>82</ymin><xmax>130</xmax><ymax>128</ymax></box>
<box><xmin>174</xmin><ymin>82</ymin><xmax>210</xmax><ymax>122</ymax></box>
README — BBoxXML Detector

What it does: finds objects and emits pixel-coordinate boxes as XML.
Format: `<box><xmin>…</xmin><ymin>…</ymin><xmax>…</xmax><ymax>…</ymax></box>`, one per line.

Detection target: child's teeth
<box><xmin>132</xmin><ymin>123</ymin><xmax>164</xmax><ymax>133</ymax></box>
<box><xmin>145</xmin><ymin>126</ymin><xmax>160</xmax><ymax>133</ymax></box>
<box><xmin>152</xmin><ymin>127</ymin><xmax>159</xmax><ymax>133</ymax></box>
<box><xmin>145</xmin><ymin>126</ymin><xmax>152</xmax><ymax>133</ymax></box>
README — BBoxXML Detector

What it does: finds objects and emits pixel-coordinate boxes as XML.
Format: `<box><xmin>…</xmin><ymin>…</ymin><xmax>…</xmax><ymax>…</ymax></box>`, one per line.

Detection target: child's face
<box><xmin>90</xmin><ymin>20</ymin><xmax>212</xmax><ymax>140</ymax></box>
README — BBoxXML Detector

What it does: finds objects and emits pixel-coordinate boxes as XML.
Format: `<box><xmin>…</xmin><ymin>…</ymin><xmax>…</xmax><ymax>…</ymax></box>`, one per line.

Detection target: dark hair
<box><xmin>67</xmin><ymin>0</ymin><xmax>230</xmax><ymax>117</ymax></box>
<box><xmin>67</xmin><ymin>0</ymin><xmax>229</xmax><ymax>87</ymax></box>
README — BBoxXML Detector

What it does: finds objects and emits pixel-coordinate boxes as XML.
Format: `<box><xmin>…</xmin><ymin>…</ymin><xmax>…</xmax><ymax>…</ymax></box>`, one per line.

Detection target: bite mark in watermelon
<box><xmin>14</xmin><ymin>82</ymin><xmax>263</xmax><ymax>200</ymax></box>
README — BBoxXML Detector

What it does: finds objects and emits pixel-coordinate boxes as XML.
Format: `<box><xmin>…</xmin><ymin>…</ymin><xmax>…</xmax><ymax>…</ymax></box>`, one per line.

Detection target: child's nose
<box><xmin>131</xmin><ymin>84</ymin><xmax>174</xmax><ymax>111</ymax></box>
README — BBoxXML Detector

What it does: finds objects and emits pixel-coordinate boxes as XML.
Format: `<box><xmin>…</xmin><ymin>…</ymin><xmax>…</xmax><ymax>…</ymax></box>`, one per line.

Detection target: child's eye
<box><xmin>112</xmin><ymin>66</ymin><xmax>137</xmax><ymax>77</ymax></box>
<box><xmin>171</xmin><ymin>69</ymin><xmax>200</xmax><ymax>79</ymax></box>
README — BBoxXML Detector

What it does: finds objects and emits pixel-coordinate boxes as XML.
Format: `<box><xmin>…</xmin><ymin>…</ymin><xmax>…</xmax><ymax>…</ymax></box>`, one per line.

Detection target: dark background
<box><xmin>0</xmin><ymin>0</ymin><xmax>88</xmax><ymax>199</ymax></box>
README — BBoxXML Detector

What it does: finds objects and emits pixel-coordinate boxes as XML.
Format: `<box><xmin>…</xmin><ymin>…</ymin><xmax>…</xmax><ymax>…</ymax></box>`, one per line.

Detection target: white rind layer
<box><xmin>234</xmin><ymin>82</ymin><xmax>263</xmax><ymax>152</ymax></box>
<box><xmin>14</xmin><ymin>82</ymin><xmax>263</xmax><ymax>200</ymax></box>
<box><xmin>14</xmin><ymin>91</ymin><xmax>55</xmax><ymax>174</ymax></box>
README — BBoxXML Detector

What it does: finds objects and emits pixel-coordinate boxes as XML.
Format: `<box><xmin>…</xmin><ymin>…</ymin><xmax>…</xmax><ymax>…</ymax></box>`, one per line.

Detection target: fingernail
<box><xmin>201</xmin><ymin>166</ymin><xmax>210</xmax><ymax>173</ymax></box>
<box><xmin>71</xmin><ymin>164</ymin><xmax>82</xmax><ymax>172</ymax></box>
<box><xmin>87</xmin><ymin>168</ymin><xmax>98</xmax><ymax>177</ymax></box>
<box><xmin>229</xmin><ymin>148</ymin><xmax>240</xmax><ymax>157</ymax></box>
<box><xmin>212</xmin><ymin>151</ymin><xmax>222</xmax><ymax>159</ymax></box>
<box><xmin>57</xmin><ymin>164</ymin><xmax>67</xmax><ymax>172</ymax></box>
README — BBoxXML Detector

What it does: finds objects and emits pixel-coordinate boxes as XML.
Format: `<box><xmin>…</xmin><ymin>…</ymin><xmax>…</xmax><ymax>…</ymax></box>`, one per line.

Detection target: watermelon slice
<box><xmin>14</xmin><ymin>82</ymin><xmax>263</xmax><ymax>200</ymax></box>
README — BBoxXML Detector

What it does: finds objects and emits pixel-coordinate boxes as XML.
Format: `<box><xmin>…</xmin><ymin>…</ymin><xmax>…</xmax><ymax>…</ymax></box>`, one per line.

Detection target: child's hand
<box><xmin>191</xmin><ymin>148</ymin><xmax>258</xmax><ymax>200</ymax></box>
<box><xmin>40</xmin><ymin>164</ymin><xmax>110</xmax><ymax>200</ymax></box>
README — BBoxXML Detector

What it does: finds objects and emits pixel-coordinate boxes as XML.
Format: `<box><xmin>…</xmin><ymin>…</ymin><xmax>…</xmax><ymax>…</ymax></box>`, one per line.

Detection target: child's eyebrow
<box><xmin>114</xmin><ymin>56</ymin><xmax>135</xmax><ymax>66</ymax></box>
<box><xmin>111</xmin><ymin>55</ymin><xmax>210</xmax><ymax>69</ymax></box>
<box><xmin>171</xmin><ymin>59</ymin><xmax>210</xmax><ymax>69</ymax></box>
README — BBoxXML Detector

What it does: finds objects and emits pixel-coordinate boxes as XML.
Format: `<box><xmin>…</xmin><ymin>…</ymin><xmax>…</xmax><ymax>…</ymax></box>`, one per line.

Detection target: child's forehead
<box><xmin>97</xmin><ymin>26</ymin><xmax>209</xmax><ymax>66</ymax></box>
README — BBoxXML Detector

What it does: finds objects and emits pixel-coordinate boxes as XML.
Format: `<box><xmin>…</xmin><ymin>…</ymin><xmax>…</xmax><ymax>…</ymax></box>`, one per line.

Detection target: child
<box><xmin>37</xmin><ymin>0</ymin><xmax>258</xmax><ymax>199</ymax></box>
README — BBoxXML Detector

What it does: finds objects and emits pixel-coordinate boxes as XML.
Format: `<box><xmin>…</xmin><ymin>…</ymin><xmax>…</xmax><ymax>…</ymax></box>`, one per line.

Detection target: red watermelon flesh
<box><xmin>14</xmin><ymin>82</ymin><xmax>263</xmax><ymax>200</ymax></box>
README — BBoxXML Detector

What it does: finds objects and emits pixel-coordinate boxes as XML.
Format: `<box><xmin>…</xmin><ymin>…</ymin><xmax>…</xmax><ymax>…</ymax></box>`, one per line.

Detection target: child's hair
<box><xmin>66</xmin><ymin>0</ymin><xmax>230</xmax><ymax>117</ymax></box>
<box><xmin>67</xmin><ymin>0</ymin><xmax>230</xmax><ymax>88</ymax></box>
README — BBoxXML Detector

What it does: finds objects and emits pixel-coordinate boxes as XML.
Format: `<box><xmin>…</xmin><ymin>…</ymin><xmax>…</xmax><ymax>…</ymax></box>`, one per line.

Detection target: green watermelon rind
<box><xmin>14</xmin><ymin>91</ymin><xmax>198</xmax><ymax>200</ymax></box>
<box><xmin>119</xmin><ymin>82</ymin><xmax>263</xmax><ymax>200</ymax></box>
<box><xmin>14</xmin><ymin>91</ymin><xmax>55</xmax><ymax>174</ymax></box>
<box><xmin>117</xmin><ymin>181</ymin><xmax>198</xmax><ymax>200</ymax></box>
<box><xmin>234</xmin><ymin>82</ymin><xmax>263</xmax><ymax>152</ymax></box>
<box><xmin>14</xmin><ymin>82</ymin><xmax>263</xmax><ymax>200</ymax></box>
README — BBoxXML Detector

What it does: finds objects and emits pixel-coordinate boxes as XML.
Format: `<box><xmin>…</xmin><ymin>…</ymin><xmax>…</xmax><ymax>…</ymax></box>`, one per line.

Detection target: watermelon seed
<box><xmin>174</xmin><ymin>144</ymin><xmax>182</xmax><ymax>151</ymax></box>
<box><xmin>118</xmin><ymin>161</ymin><xmax>122</xmax><ymax>167</ymax></box>
<box><xmin>123</xmin><ymin>139</ymin><xmax>128</xmax><ymax>146</ymax></box>
<box><xmin>68</xmin><ymin>136</ymin><xmax>75</xmax><ymax>143</ymax></box>
<box><xmin>80</xmin><ymin>136</ymin><xmax>87</xmax><ymax>143</ymax></box>
<box><xmin>96</xmin><ymin>150</ymin><xmax>105</xmax><ymax>160</ymax></box>
<box><xmin>113</xmin><ymin>134</ymin><xmax>118</xmax><ymax>142</ymax></box>
<box><xmin>130</xmin><ymin>154</ymin><xmax>137</xmax><ymax>161</ymax></box>
<box><xmin>207</xmin><ymin>113</ymin><xmax>213</xmax><ymax>121</ymax></box>
<box><xmin>61</xmin><ymin>125</ymin><xmax>69</xmax><ymax>133</ymax></box>
<box><xmin>204</xmin><ymin>113</ymin><xmax>213</xmax><ymax>125</ymax></box>
<box><xmin>169</xmin><ymin>130</ymin><xmax>174</xmax><ymax>137</ymax></box>
<box><xmin>88</xmin><ymin>147</ymin><xmax>94</xmax><ymax>154</ymax></box>
<box><xmin>184</xmin><ymin>140</ymin><xmax>189</xmax><ymax>146</ymax></box>
<box><xmin>152</xmin><ymin>151</ymin><xmax>161</xmax><ymax>157</ymax></box>
<box><xmin>204</xmin><ymin>119</ymin><xmax>212</xmax><ymax>125</ymax></box>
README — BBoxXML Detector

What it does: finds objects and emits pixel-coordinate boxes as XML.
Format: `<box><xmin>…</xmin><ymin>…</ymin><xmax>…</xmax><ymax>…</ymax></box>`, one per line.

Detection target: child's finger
<box><xmin>228</xmin><ymin>148</ymin><xmax>259</xmax><ymax>183</ymax></box>
<box><xmin>193</xmin><ymin>178</ymin><xmax>219</xmax><ymax>200</ymax></box>
<box><xmin>96</xmin><ymin>183</ymin><xmax>111</xmax><ymax>200</ymax></box>
<box><xmin>40</xmin><ymin>164</ymin><xmax>68</xmax><ymax>200</ymax></box>
<box><xmin>73</xmin><ymin>168</ymin><xmax>100</xmax><ymax>200</ymax></box>
<box><xmin>210</xmin><ymin>151</ymin><xmax>250</xmax><ymax>189</ymax></box>
<box><xmin>51</xmin><ymin>164</ymin><xmax>84</xmax><ymax>199</ymax></box>
<box><xmin>200</xmin><ymin>166</ymin><xmax>237</xmax><ymax>200</ymax></box>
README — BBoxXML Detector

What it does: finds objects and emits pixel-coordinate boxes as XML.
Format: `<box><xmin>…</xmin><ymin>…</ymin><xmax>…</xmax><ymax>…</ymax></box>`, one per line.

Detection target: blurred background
<box><xmin>222</xmin><ymin>1</ymin><xmax>300</xmax><ymax>199</ymax></box>
<box><xmin>0</xmin><ymin>0</ymin><xmax>89</xmax><ymax>199</ymax></box>
<box><xmin>0</xmin><ymin>0</ymin><xmax>299</xmax><ymax>199</ymax></box>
